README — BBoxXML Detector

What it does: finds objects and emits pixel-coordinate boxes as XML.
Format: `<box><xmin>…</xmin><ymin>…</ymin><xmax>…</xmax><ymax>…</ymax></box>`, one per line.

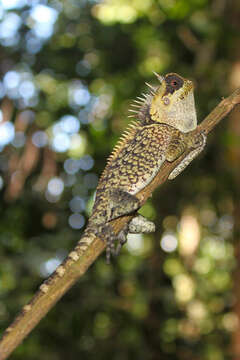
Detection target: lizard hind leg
<box><xmin>109</xmin><ymin>189</ymin><xmax>141</xmax><ymax>220</ymax></box>
<box><xmin>84</xmin><ymin>222</ymin><xmax>116</xmax><ymax>264</ymax></box>
<box><xmin>90</xmin><ymin>189</ymin><xmax>142</xmax><ymax>263</ymax></box>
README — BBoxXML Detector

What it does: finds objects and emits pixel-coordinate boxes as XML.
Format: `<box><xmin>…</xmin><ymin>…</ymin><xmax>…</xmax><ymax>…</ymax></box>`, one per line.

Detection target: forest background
<box><xmin>0</xmin><ymin>0</ymin><xmax>240</xmax><ymax>359</ymax></box>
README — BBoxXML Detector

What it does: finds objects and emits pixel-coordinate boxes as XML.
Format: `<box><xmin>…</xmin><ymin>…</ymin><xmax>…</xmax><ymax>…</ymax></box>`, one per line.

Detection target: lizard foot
<box><xmin>168</xmin><ymin>133</ymin><xmax>206</xmax><ymax>180</ymax></box>
<box><xmin>94</xmin><ymin>215</ymin><xmax>155</xmax><ymax>263</ymax></box>
<box><xmin>115</xmin><ymin>215</ymin><xmax>155</xmax><ymax>256</ymax></box>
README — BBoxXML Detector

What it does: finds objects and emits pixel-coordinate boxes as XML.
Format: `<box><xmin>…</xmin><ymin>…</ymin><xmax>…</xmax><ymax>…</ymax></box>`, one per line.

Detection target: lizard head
<box><xmin>149</xmin><ymin>73</ymin><xmax>197</xmax><ymax>133</ymax></box>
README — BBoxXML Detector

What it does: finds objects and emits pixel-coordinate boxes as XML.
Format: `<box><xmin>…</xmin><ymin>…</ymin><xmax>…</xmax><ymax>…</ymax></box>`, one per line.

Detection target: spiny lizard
<box><xmin>0</xmin><ymin>73</ymin><xmax>207</xmax><ymax>358</ymax></box>
<box><xmin>86</xmin><ymin>72</ymin><xmax>206</xmax><ymax>263</ymax></box>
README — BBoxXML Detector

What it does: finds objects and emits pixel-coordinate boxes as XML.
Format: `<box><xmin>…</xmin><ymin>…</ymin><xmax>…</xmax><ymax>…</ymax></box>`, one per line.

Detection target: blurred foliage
<box><xmin>0</xmin><ymin>0</ymin><xmax>240</xmax><ymax>359</ymax></box>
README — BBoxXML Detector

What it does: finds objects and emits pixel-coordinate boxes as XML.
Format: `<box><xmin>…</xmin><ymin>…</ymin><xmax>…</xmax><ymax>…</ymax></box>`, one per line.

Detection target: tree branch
<box><xmin>0</xmin><ymin>87</ymin><xmax>240</xmax><ymax>360</ymax></box>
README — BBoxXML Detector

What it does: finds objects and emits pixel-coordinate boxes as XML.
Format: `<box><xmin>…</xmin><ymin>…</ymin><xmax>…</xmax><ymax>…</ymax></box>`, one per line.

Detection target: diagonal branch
<box><xmin>0</xmin><ymin>88</ymin><xmax>240</xmax><ymax>360</ymax></box>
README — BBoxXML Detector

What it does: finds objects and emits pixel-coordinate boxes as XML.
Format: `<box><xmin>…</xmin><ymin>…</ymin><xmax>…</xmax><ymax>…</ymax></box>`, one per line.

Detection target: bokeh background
<box><xmin>0</xmin><ymin>0</ymin><xmax>240</xmax><ymax>359</ymax></box>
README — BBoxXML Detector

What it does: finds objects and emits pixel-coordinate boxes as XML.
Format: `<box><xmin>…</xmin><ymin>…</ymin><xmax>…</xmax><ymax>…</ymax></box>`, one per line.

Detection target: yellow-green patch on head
<box><xmin>150</xmin><ymin>73</ymin><xmax>197</xmax><ymax>133</ymax></box>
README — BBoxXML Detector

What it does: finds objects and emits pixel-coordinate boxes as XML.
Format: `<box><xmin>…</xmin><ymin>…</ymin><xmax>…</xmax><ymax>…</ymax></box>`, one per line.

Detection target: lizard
<box><xmin>86</xmin><ymin>71</ymin><xmax>206</xmax><ymax>263</ymax></box>
<box><xmin>0</xmin><ymin>72</ymin><xmax>207</xmax><ymax>359</ymax></box>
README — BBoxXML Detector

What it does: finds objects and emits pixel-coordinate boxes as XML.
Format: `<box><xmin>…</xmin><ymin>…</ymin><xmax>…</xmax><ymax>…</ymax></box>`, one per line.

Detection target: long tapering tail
<box><xmin>0</xmin><ymin>228</ymin><xmax>105</xmax><ymax>360</ymax></box>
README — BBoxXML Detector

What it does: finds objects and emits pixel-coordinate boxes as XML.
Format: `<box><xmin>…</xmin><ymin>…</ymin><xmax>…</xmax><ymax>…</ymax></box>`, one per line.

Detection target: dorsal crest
<box><xmin>105</xmin><ymin>120</ymin><xmax>139</xmax><ymax>166</ymax></box>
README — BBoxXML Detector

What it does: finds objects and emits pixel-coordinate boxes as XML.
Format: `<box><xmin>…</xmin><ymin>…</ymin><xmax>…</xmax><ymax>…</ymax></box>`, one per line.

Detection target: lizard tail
<box><xmin>0</xmin><ymin>227</ymin><xmax>105</xmax><ymax>360</ymax></box>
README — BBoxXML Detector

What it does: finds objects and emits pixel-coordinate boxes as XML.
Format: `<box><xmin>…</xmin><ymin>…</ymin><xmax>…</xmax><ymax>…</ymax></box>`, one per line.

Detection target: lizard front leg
<box><xmin>167</xmin><ymin>132</ymin><xmax>206</xmax><ymax>180</ymax></box>
<box><xmin>115</xmin><ymin>214</ymin><xmax>155</xmax><ymax>256</ymax></box>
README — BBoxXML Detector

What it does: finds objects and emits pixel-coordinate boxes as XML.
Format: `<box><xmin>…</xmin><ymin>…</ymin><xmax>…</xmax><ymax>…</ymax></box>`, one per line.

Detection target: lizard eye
<box><xmin>164</xmin><ymin>74</ymin><xmax>184</xmax><ymax>95</ymax></box>
<box><xmin>171</xmin><ymin>80</ymin><xmax>178</xmax><ymax>87</ymax></box>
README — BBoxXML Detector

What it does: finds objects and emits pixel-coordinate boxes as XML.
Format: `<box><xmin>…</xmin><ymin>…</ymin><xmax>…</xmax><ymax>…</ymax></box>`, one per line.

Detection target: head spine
<box><xmin>128</xmin><ymin>71</ymin><xmax>164</xmax><ymax>124</ymax></box>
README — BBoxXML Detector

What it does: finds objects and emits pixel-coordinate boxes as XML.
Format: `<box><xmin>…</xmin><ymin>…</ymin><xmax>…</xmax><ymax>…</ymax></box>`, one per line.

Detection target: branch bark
<box><xmin>0</xmin><ymin>87</ymin><xmax>240</xmax><ymax>359</ymax></box>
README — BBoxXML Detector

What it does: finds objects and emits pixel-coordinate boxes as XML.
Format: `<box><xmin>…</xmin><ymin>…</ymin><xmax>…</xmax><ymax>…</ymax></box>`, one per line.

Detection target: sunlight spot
<box><xmin>19</xmin><ymin>80</ymin><xmax>35</xmax><ymax>99</ymax></box>
<box><xmin>34</xmin><ymin>23</ymin><xmax>54</xmax><ymax>39</ymax></box>
<box><xmin>12</xmin><ymin>131</ymin><xmax>25</xmax><ymax>148</ymax></box>
<box><xmin>69</xmin><ymin>196</ymin><xmax>85</xmax><ymax>213</ymax></box>
<box><xmin>68</xmin><ymin>213</ymin><xmax>85</xmax><ymax>229</ymax></box>
<box><xmin>3</xmin><ymin>71</ymin><xmax>20</xmax><ymax>89</ymax></box>
<box><xmin>52</xmin><ymin>132</ymin><xmax>70</xmax><ymax>152</ymax></box>
<box><xmin>30</xmin><ymin>4</ymin><xmax>58</xmax><ymax>39</ymax></box>
<box><xmin>40</xmin><ymin>257</ymin><xmax>61</xmax><ymax>277</ymax></box>
<box><xmin>0</xmin><ymin>13</ymin><xmax>21</xmax><ymax>45</ymax></box>
<box><xmin>73</xmin><ymin>88</ymin><xmax>91</xmax><ymax>106</ymax></box>
<box><xmin>2</xmin><ymin>0</ymin><xmax>26</xmax><ymax>9</ymax></box>
<box><xmin>173</xmin><ymin>274</ymin><xmax>195</xmax><ymax>303</ymax></box>
<box><xmin>64</xmin><ymin>158</ymin><xmax>81</xmax><ymax>175</ymax></box>
<box><xmin>30</xmin><ymin>4</ymin><xmax>58</xmax><ymax>24</ymax></box>
<box><xmin>179</xmin><ymin>210</ymin><xmax>200</xmax><ymax>256</ymax></box>
<box><xmin>32</xmin><ymin>131</ymin><xmax>48</xmax><ymax>147</ymax></box>
<box><xmin>78</xmin><ymin>155</ymin><xmax>94</xmax><ymax>171</ymax></box>
<box><xmin>60</xmin><ymin>115</ymin><xmax>80</xmax><ymax>134</ymax></box>
<box><xmin>69</xmin><ymin>81</ymin><xmax>91</xmax><ymax>107</ymax></box>
<box><xmin>126</xmin><ymin>234</ymin><xmax>144</xmax><ymax>255</ymax></box>
<box><xmin>47</xmin><ymin>177</ymin><xmax>64</xmax><ymax>197</ymax></box>
<box><xmin>0</xmin><ymin>122</ymin><xmax>15</xmax><ymax>147</ymax></box>
<box><xmin>160</xmin><ymin>232</ymin><xmax>178</xmax><ymax>253</ymax></box>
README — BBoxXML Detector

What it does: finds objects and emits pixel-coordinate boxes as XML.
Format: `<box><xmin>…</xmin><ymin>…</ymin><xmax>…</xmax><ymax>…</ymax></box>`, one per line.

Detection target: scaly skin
<box><xmin>0</xmin><ymin>73</ymin><xmax>207</xmax><ymax>359</ymax></box>
<box><xmin>87</xmin><ymin>72</ymin><xmax>206</xmax><ymax>262</ymax></box>
<box><xmin>88</xmin><ymin>123</ymin><xmax>180</xmax><ymax>261</ymax></box>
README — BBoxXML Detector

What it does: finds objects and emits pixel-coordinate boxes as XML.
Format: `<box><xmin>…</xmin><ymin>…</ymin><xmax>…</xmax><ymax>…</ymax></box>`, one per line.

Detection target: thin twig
<box><xmin>0</xmin><ymin>87</ymin><xmax>240</xmax><ymax>360</ymax></box>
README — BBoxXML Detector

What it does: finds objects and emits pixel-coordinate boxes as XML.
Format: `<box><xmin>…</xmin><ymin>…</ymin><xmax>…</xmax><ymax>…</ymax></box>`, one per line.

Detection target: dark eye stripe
<box><xmin>164</xmin><ymin>74</ymin><xmax>184</xmax><ymax>96</ymax></box>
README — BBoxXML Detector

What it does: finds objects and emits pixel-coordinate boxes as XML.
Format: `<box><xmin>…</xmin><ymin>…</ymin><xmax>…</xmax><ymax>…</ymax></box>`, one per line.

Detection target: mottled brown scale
<box><xmin>87</xmin><ymin>72</ymin><xmax>206</xmax><ymax>261</ymax></box>
<box><xmin>0</xmin><ymin>72</ymin><xmax>209</xmax><ymax>359</ymax></box>
<box><xmin>90</xmin><ymin>123</ymin><xmax>179</xmax><ymax>226</ymax></box>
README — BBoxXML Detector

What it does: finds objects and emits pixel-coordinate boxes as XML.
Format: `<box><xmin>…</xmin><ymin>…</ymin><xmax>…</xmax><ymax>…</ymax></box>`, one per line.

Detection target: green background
<box><xmin>0</xmin><ymin>0</ymin><xmax>240</xmax><ymax>359</ymax></box>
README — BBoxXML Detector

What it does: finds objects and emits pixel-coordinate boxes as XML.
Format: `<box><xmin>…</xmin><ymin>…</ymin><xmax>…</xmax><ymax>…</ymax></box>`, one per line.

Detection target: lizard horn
<box><xmin>153</xmin><ymin>71</ymin><xmax>164</xmax><ymax>83</ymax></box>
<box><xmin>145</xmin><ymin>82</ymin><xmax>156</xmax><ymax>91</ymax></box>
